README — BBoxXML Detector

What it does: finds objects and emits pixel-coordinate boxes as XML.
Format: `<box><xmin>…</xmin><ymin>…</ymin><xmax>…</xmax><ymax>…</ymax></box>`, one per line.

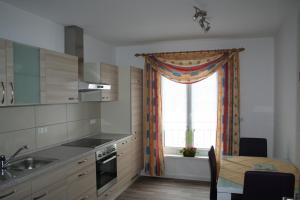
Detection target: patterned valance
<box><xmin>145</xmin><ymin>52</ymin><xmax>230</xmax><ymax>84</ymax></box>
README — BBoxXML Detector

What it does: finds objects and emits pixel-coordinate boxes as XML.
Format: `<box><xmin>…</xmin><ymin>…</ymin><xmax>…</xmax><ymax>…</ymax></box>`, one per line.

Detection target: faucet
<box><xmin>0</xmin><ymin>145</ymin><xmax>28</xmax><ymax>170</ymax></box>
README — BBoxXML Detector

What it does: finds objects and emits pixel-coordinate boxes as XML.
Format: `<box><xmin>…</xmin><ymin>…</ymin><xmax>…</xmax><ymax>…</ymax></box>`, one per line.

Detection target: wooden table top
<box><xmin>218</xmin><ymin>156</ymin><xmax>300</xmax><ymax>193</ymax></box>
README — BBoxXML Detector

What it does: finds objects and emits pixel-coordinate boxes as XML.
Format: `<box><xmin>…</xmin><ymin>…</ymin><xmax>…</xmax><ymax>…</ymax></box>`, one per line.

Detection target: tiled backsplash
<box><xmin>0</xmin><ymin>102</ymin><xmax>101</xmax><ymax>156</ymax></box>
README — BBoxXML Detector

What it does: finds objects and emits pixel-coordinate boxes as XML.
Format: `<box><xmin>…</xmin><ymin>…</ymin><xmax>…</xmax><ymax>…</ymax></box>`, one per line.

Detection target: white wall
<box><xmin>114</xmin><ymin>37</ymin><xmax>275</xmax><ymax>156</ymax></box>
<box><xmin>0</xmin><ymin>1</ymin><xmax>64</xmax><ymax>52</ymax></box>
<box><xmin>0</xmin><ymin>1</ymin><xmax>115</xmax><ymax>64</ymax></box>
<box><xmin>274</xmin><ymin>5</ymin><xmax>300</xmax><ymax>167</ymax></box>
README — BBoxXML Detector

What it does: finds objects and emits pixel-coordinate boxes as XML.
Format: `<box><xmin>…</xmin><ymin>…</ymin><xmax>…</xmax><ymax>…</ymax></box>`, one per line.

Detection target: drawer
<box><xmin>72</xmin><ymin>187</ymin><xmax>97</xmax><ymax>200</ymax></box>
<box><xmin>32</xmin><ymin>164</ymin><xmax>69</xmax><ymax>193</ymax></box>
<box><xmin>32</xmin><ymin>179</ymin><xmax>67</xmax><ymax>200</ymax></box>
<box><xmin>67</xmin><ymin>164</ymin><xmax>96</xmax><ymax>200</ymax></box>
<box><xmin>0</xmin><ymin>181</ymin><xmax>31</xmax><ymax>200</ymax></box>
<box><xmin>68</xmin><ymin>153</ymin><xmax>95</xmax><ymax>175</ymax></box>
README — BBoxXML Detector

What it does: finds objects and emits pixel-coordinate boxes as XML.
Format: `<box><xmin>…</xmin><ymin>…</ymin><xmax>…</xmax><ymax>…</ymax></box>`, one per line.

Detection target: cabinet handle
<box><xmin>77</xmin><ymin>159</ymin><xmax>87</xmax><ymax>165</ymax></box>
<box><xmin>33</xmin><ymin>192</ymin><xmax>47</xmax><ymax>200</ymax></box>
<box><xmin>0</xmin><ymin>190</ymin><xmax>16</xmax><ymax>199</ymax></box>
<box><xmin>1</xmin><ymin>81</ymin><xmax>5</xmax><ymax>104</ymax></box>
<box><xmin>10</xmin><ymin>82</ymin><xmax>14</xmax><ymax>104</ymax></box>
<box><xmin>78</xmin><ymin>172</ymin><xmax>88</xmax><ymax>178</ymax></box>
<box><xmin>79</xmin><ymin>195</ymin><xmax>89</xmax><ymax>200</ymax></box>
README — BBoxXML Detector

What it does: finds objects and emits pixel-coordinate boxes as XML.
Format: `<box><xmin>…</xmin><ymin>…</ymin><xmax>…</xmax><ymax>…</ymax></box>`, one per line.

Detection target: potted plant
<box><xmin>180</xmin><ymin>147</ymin><xmax>197</xmax><ymax>157</ymax></box>
<box><xmin>180</xmin><ymin>129</ymin><xmax>197</xmax><ymax>157</ymax></box>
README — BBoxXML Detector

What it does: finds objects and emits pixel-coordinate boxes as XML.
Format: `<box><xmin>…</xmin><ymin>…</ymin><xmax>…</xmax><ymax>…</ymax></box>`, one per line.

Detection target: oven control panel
<box><xmin>96</xmin><ymin>144</ymin><xmax>117</xmax><ymax>160</ymax></box>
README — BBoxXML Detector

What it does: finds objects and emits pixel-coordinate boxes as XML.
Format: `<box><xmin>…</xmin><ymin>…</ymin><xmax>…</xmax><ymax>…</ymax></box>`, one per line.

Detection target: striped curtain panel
<box><xmin>143</xmin><ymin>51</ymin><xmax>241</xmax><ymax>176</ymax></box>
<box><xmin>143</xmin><ymin>62</ymin><xmax>164</xmax><ymax>176</ymax></box>
<box><xmin>216</xmin><ymin>53</ymin><xmax>240</xmax><ymax>161</ymax></box>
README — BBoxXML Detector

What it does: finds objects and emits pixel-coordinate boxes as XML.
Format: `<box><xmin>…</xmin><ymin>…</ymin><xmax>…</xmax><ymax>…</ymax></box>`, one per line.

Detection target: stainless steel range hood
<box><xmin>65</xmin><ymin>26</ymin><xmax>111</xmax><ymax>93</ymax></box>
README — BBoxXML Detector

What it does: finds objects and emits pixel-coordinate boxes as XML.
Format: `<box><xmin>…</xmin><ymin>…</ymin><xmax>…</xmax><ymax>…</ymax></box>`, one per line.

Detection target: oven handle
<box><xmin>102</xmin><ymin>155</ymin><xmax>117</xmax><ymax>164</ymax></box>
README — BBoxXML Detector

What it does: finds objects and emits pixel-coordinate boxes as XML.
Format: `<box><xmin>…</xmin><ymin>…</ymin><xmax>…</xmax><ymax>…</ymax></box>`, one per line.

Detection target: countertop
<box><xmin>0</xmin><ymin>133</ymin><xmax>131</xmax><ymax>191</ymax></box>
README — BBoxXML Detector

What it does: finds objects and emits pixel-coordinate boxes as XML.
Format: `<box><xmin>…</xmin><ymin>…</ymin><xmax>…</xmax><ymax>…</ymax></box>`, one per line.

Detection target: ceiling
<box><xmin>1</xmin><ymin>0</ymin><xmax>298</xmax><ymax>45</ymax></box>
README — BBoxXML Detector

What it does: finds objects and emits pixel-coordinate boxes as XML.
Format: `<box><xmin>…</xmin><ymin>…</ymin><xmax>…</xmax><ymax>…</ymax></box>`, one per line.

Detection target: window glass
<box><xmin>162</xmin><ymin>77</ymin><xmax>187</xmax><ymax>148</ymax></box>
<box><xmin>192</xmin><ymin>73</ymin><xmax>218</xmax><ymax>149</ymax></box>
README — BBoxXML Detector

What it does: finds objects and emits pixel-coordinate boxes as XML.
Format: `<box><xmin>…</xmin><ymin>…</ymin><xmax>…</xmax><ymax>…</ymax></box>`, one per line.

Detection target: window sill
<box><xmin>164</xmin><ymin>154</ymin><xmax>208</xmax><ymax>160</ymax></box>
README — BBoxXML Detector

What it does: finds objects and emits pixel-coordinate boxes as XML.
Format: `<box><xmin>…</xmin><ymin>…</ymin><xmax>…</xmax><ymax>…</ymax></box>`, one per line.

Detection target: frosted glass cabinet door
<box><xmin>13</xmin><ymin>42</ymin><xmax>40</xmax><ymax>104</ymax></box>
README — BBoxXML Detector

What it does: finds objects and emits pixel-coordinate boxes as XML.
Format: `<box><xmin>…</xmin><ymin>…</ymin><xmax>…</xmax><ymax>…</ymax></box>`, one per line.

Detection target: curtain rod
<box><xmin>134</xmin><ymin>48</ymin><xmax>245</xmax><ymax>57</ymax></box>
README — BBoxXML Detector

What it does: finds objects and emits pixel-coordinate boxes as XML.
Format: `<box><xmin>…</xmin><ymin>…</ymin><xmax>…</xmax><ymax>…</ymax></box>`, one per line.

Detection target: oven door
<box><xmin>96</xmin><ymin>151</ymin><xmax>117</xmax><ymax>195</ymax></box>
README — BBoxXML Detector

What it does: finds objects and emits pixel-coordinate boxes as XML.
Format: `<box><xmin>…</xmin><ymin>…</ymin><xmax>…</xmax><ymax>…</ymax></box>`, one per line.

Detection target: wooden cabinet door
<box><xmin>130</xmin><ymin>66</ymin><xmax>143</xmax><ymax>175</ymax></box>
<box><xmin>40</xmin><ymin>49</ymin><xmax>78</xmax><ymax>104</ymax></box>
<box><xmin>100</xmin><ymin>63</ymin><xmax>118</xmax><ymax>101</ymax></box>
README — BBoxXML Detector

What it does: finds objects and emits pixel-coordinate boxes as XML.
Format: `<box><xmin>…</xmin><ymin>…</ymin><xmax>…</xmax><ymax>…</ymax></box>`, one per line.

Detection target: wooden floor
<box><xmin>116</xmin><ymin>177</ymin><xmax>210</xmax><ymax>200</ymax></box>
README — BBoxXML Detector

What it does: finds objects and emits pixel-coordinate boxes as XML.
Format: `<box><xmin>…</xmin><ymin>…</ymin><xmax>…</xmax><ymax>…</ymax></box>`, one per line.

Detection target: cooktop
<box><xmin>62</xmin><ymin>138</ymin><xmax>113</xmax><ymax>148</ymax></box>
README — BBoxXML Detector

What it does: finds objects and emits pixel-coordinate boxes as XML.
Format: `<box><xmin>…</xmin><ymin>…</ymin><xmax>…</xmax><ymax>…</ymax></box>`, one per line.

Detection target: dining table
<box><xmin>217</xmin><ymin>156</ymin><xmax>300</xmax><ymax>200</ymax></box>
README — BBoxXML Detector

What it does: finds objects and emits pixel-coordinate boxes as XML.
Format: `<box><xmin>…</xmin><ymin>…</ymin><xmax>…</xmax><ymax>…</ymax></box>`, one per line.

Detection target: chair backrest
<box><xmin>239</xmin><ymin>137</ymin><xmax>267</xmax><ymax>157</ymax></box>
<box><xmin>243</xmin><ymin>171</ymin><xmax>295</xmax><ymax>200</ymax></box>
<box><xmin>208</xmin><ymin>146</ymin><xmax>217</xmax><ymax>200</ymax></box>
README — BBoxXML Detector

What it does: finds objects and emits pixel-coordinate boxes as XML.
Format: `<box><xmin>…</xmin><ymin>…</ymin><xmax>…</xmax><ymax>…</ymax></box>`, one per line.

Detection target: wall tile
<box><xmin>0</xmin><ymin>106</ymin><xmax>35</xmax><ymax>133</ymax></box>
<box><xmin>67</xmin><ymin>102</ymin><xmax>100</xmax><ymax>121</ymax></box>
<box><xmin>36</xmin><ymin>123</ymin><xmax>67</xmax><ymax>148</ymax></box>
<box><xmin>67</xmin><ymin>118</ymin><xmax>100</xmax><ymax>140</ymax></box>
<box><xmin>35</xmin><ymin>104</ymin><xmax>67</xmax><ymax>126</ymax></box>
<box><xmin>0</xmin><ymin>128</ymin><xmax>36</xmax><ymax>156</ymax></box>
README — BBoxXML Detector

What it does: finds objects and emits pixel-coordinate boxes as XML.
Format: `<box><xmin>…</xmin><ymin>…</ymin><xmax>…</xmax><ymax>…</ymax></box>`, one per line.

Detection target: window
<box><xmin>162</xmin><ymin>73</ymin><xmax>218</xmax><ymax>155</ymax></box>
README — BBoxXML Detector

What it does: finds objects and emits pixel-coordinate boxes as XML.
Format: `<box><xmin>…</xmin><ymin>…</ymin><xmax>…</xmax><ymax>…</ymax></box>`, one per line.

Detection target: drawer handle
<box><xmin>79</xmin><ymin>195</ymin><xmax>89</xmax><ymax>200</ymax></box>
<box><xmin>33</xmin><ymin>192</ymin><xmax>47</xmax><ymax>200</ymax></box>
<box><xmin>77</xmin><ymin>159</ymin><xmax>87</xmax><ymax>164</ymax></box>
<box><xmin>10</xmin><ymin>82</ymin><xmax>14</xmax><ymax>104</ymax></box>
<box><xmin>0</xmin><ymin>190</ymin><xmax>16</xmax><ymax>199</ymax></box>
<box><xmin>78</xmin><ymin>172</ymin><xmax>88</xmax><ymax>178</ymax></box>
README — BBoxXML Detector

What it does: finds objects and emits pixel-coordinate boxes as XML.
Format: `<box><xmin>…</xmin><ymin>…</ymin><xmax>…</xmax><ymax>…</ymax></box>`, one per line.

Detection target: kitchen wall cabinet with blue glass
<box><xmin>0</xmin><ymin>39</ymin><xmax>40</xmax><ymax>106</ymax></box>
<box><xmin>0</xmin><ymin>38</ymin><xmax>78</xmax><ymax>106</ymax></box>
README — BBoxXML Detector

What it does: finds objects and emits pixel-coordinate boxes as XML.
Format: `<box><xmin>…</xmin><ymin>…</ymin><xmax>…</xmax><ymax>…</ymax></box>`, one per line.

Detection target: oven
<box><xmin>96</xmin><ymin>144</ymin><xmax>117</xmax><ymax>195</ymax></box>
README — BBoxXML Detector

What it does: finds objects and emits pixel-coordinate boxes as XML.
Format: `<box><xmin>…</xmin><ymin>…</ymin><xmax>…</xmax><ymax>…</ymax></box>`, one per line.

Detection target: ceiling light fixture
<box><xmin>193</xmin><ymin>6</ymin><xmax>211</xmax><ymax>33</ymax></box>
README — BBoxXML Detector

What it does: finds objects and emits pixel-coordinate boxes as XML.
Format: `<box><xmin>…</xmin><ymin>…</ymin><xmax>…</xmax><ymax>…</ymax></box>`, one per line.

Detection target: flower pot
<box><xmin>183</xmin><ymin>151</ymin><xmax>196</xmax><ymax>157</ymax></box>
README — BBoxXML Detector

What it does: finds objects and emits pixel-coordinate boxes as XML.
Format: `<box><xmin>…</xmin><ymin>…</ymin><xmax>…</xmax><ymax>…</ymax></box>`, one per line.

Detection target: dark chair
<box><xmin>239</xmin><ymin>137</ymin><xmax>267</xmax><ymax>157</ymax></box>
<box><xmin>208</xmin><ymin>146</ymin><xmax>217</xmax><ymax>200</ymax></box>
<box><xmin>232</xmin><ymin>171</ymin><xmax>295</xmax><ymax>200</ymax></box>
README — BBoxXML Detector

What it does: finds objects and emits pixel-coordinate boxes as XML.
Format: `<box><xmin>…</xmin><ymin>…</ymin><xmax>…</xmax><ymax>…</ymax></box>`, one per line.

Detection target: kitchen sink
<box><xmin>0</xmin><ymin>156</ymin><xmax>57</xmax><ymax>182</ymax></box>
<box><xmin>6</xmin><ymin>156</ymin><xmax>57</xmax><ymax>171</ymax></box>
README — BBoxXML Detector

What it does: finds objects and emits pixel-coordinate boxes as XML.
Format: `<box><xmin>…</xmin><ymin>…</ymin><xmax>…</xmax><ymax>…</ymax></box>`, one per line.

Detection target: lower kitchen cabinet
<box><xmin>0</xmin><ymin>181</ymin><xmax>31</xmax><ymax>200</ymax></box>
<box><xmin>67</xmin><ymin>164</ymin><xmax>96</xmax><ymax>200</ymax></box>
<box><xmin>32</xmin><ymin>180</ymin><xmax>67</xmax><ymax>200</ymax></box>
<box><xmin>0</xmin><ymin>152</ymin><xmax>97</xmax><ymax>200</ymax></box>
<box><xmin>72</xmin><ymin>187</ymin><xmax>97</xmax><ymax>200</ymax></box>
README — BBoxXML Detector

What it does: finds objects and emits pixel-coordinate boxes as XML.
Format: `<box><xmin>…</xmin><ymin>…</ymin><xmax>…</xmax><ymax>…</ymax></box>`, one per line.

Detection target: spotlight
<box><xmin>193</xmin><ymin>6</ymin><xmax>211</xmax><ymax>33</ymax></box>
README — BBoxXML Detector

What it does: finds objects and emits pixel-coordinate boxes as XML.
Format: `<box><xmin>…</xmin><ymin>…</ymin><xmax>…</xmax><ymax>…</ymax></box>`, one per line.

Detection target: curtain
<box><xmin>143</xmin><ymin>51</ymin><xmax>241</xmax><ymax>176</ymax></box>
<box><xmin>143</xmin><ymin>62</ymin><xmax>164</xmax><ymax>176</ymax></box>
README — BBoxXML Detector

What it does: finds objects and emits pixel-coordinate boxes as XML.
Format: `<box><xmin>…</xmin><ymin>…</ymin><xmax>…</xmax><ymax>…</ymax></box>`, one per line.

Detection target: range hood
<box><xmin>64</xmin><ymin>25</ymin><xmax>111</xmax><ymax>93</ymax></box>
<box><xmin>78</xmin><ymin>62</ymin><xmax>111</xmax><ymax>92</ymax></box>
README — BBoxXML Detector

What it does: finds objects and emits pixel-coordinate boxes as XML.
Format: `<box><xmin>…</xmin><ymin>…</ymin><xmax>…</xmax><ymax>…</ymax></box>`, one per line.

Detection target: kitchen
<box><xmin>1</xmin><ymin>1</ymin><xmax>300</xmax><ymax>200</ymax></box>
<box><xmin>0</xmin><ymin>22</ymin><xmax>143</xmax><ymax>199</ymax></box>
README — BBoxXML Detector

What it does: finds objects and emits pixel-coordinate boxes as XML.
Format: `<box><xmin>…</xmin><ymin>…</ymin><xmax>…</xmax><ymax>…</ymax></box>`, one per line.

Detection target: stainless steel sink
<box><xmin>6</xmin><ymin>156</ymin><xmax>57</xmax><ymax>171</ymax></box>
<box><xmin>0</xmin><ymin>156</ymin><xmax>57</xmax><ymax>182</ymax></box>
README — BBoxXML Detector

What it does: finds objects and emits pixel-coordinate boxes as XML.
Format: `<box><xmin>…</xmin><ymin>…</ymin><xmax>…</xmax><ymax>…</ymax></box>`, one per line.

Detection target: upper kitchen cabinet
<box><xmin>100</xmin><ymin>63</ymin><xmax>118</xmax><ymax>101</ymax></box>
<box><xmin>0</xmin><ymin>39</ymin><xmax>40</xmax><ymax>106</ymax></box>
<box><xmin>40</xmin><ymin>49</ymin><xmax>78</xmax><ymax>104</ymax></box>
<box><xmin>0</xmin><ymin>39</ymin><xmax>7</xmax><ymax>106</ymax></box>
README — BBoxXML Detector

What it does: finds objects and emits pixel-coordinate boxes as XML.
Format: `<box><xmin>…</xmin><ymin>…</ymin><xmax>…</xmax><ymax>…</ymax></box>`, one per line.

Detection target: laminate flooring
<box><xmin>116</xmin><ymin>177</ymin><xmax>210</xmax><ymax>200</ymax></box>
